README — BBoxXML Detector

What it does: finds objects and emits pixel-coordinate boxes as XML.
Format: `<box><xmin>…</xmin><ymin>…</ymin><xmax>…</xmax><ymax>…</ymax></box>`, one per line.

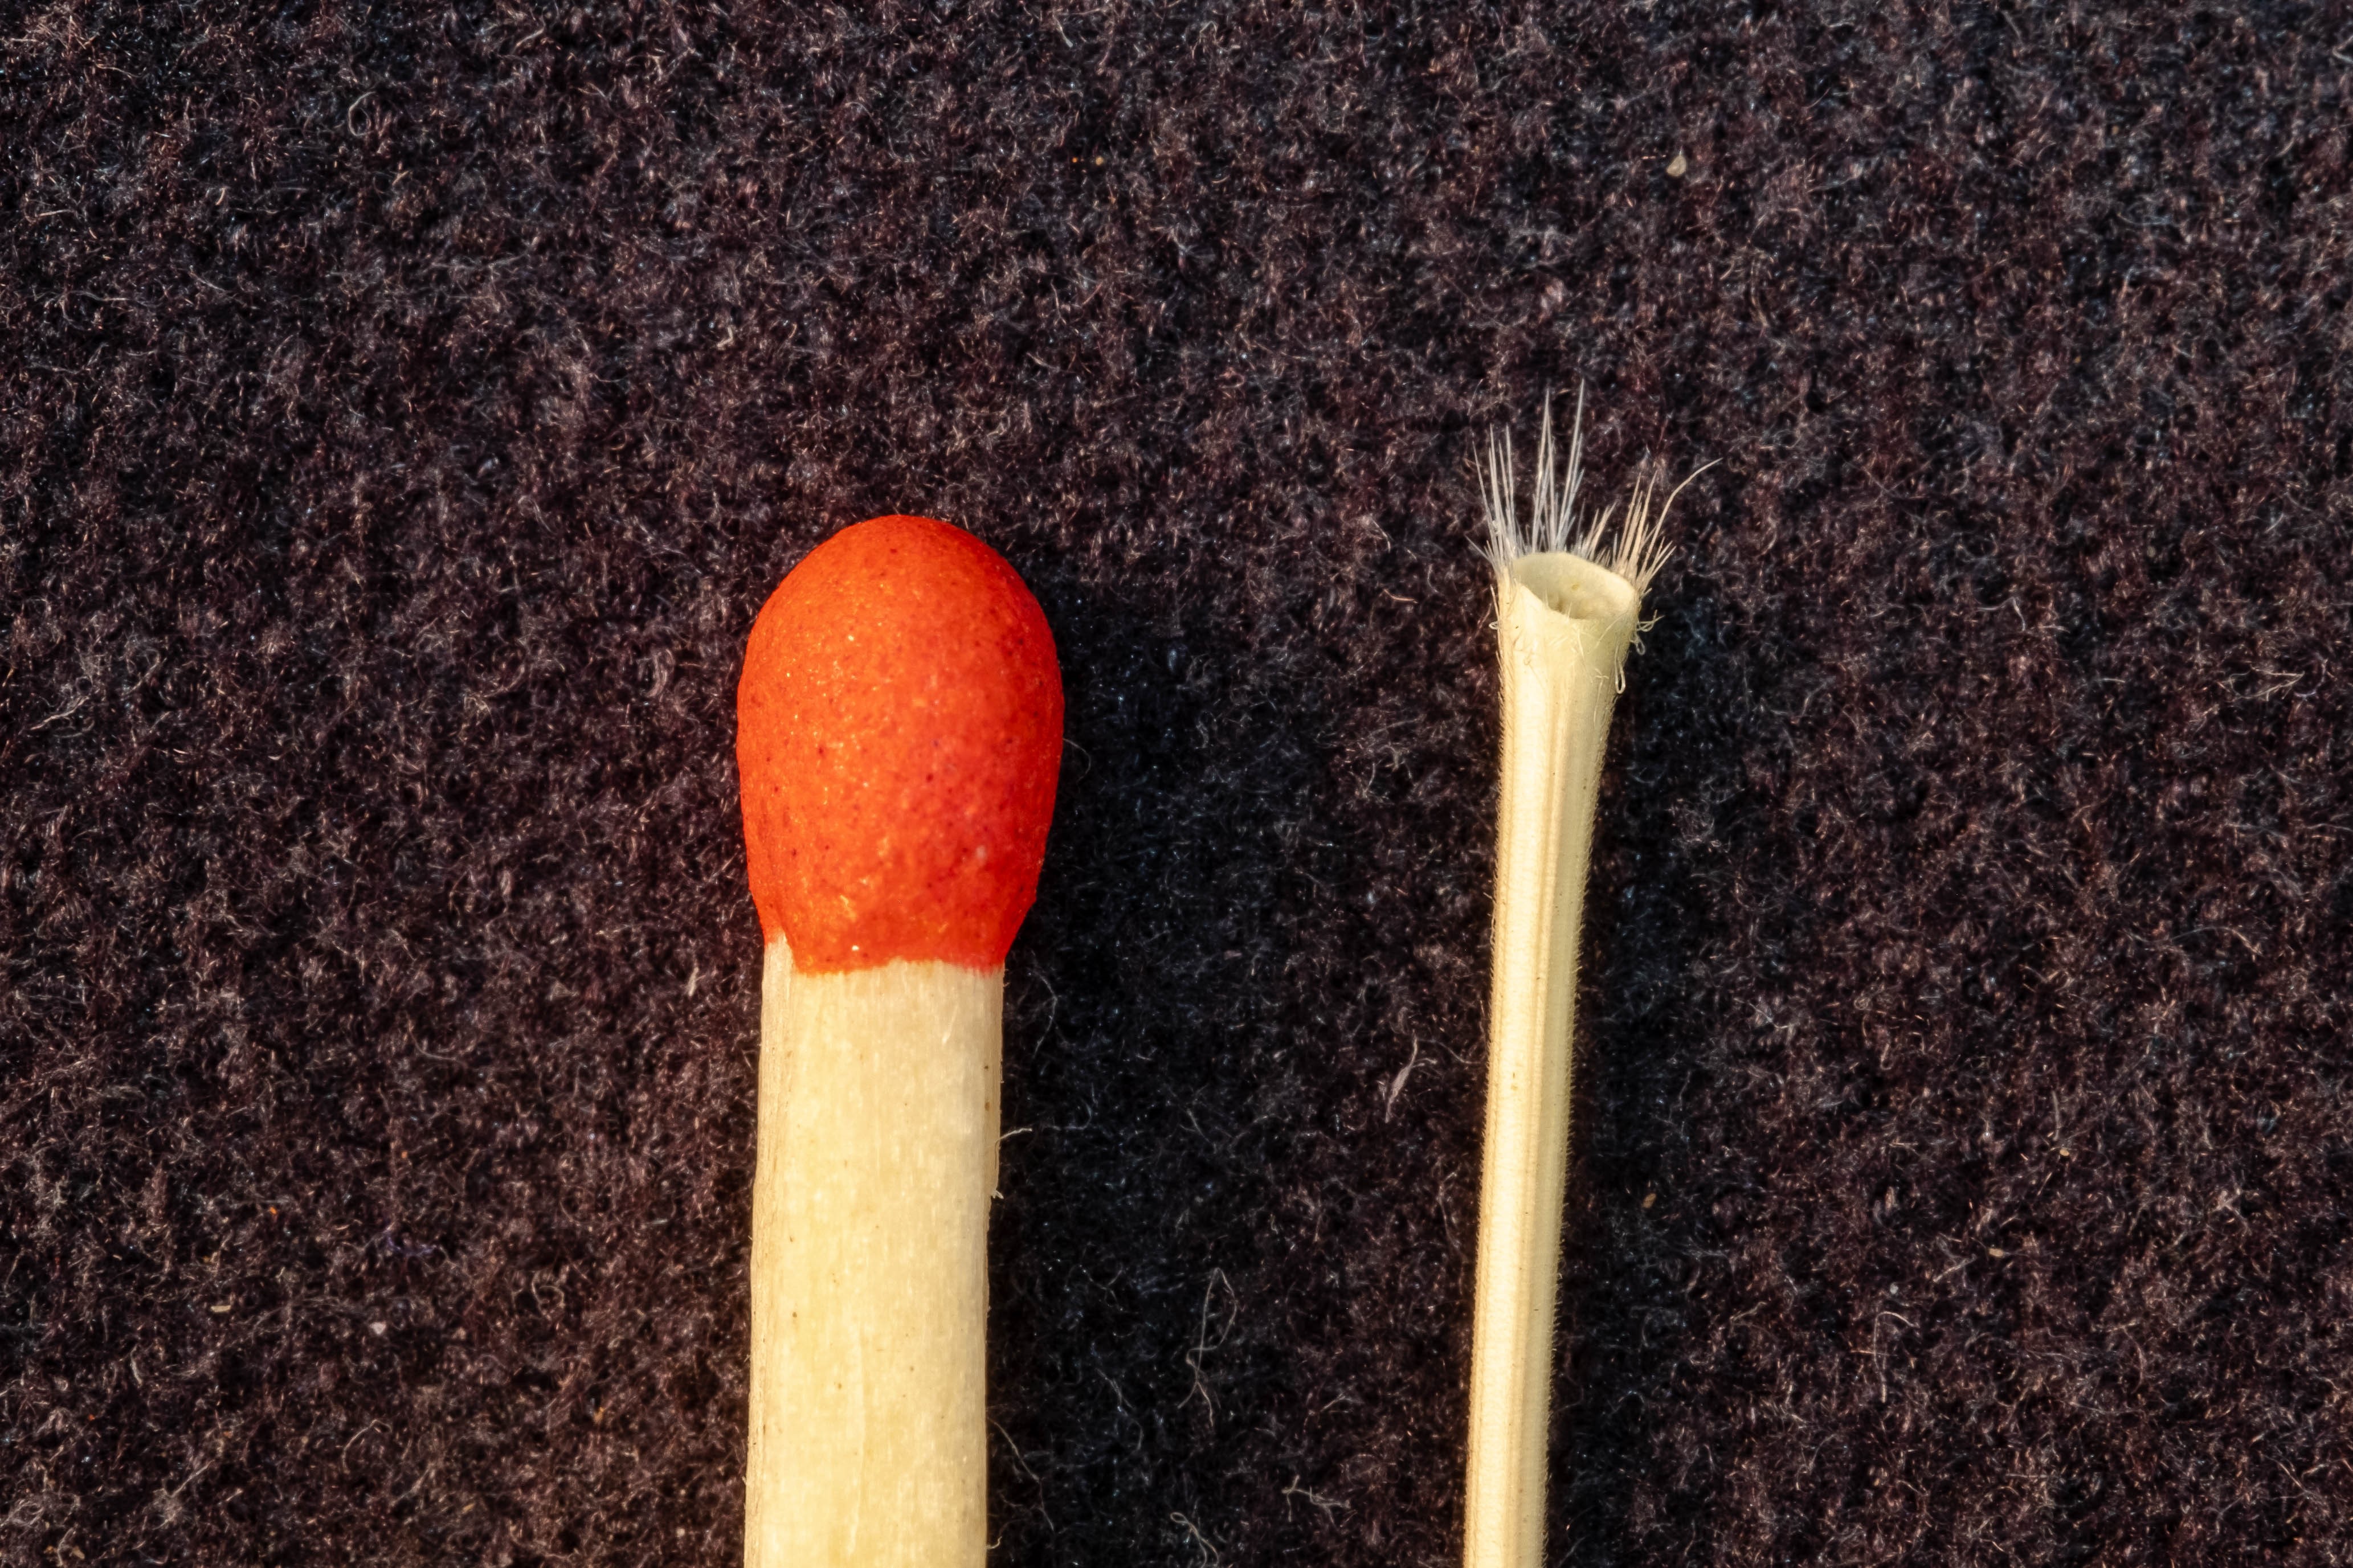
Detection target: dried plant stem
<box><xmin>1463</xmin><ymin>396</ymin><xmax>1685</xmax><ymax>1568</ymax></box>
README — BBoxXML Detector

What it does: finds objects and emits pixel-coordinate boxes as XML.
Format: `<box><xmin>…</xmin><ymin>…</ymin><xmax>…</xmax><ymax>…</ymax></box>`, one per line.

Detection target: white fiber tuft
<box><xmin>1478</xmin><ymin>387</ymin><xmax>1705</xmax><ymax>600</ymax></box>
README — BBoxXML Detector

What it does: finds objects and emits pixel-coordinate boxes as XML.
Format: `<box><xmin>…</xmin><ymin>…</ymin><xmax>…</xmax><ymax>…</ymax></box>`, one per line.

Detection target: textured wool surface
<box><xmin>4</xmin><ymin>5</ymin><xmax>2350</xmax><ymax>1566</ymax></box>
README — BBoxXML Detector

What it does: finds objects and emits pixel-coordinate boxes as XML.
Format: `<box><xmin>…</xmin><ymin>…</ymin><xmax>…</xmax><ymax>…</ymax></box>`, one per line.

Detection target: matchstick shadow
<box><xmin>979</xmin><ymin>564</ymin><xmax>1312</xmax><ymax>1564</ymax></box>
<box><xmin>975</xmin><ymin>538</ymin><xmax>1505</xmax><ymax>1567</ymax></box>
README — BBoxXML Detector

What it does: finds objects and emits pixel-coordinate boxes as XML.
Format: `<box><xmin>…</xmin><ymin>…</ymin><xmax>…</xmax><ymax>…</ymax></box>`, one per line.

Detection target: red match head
<box><xmin>737</xmin><ymin>515</ymin><xmax>1063</xmax><ymax>972</ymax></box>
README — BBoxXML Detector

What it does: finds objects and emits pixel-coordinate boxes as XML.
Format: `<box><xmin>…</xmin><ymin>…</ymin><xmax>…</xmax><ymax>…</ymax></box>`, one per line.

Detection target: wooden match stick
<box><xmin>736</xmin><ymin>514</ymin><xmax>1062</xmax><ymax>1568</ymax></box>
<box><xmin>1463</xmin><ymin>398</ymin><xmax>1692</xmax><ymax>1568</ymax></box>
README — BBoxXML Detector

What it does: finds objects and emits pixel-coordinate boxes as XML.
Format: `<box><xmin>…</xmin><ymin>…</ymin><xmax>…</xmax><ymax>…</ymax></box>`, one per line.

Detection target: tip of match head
<box><xmin>737</xmin><ymin>515</ymin><xmax>1063</xmax><ymax>972</ymax></box>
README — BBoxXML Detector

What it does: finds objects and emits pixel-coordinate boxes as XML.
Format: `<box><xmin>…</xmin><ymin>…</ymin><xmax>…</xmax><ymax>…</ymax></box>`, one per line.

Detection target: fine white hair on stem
<box><xmin>1478</xmin><ymin>387</ymin><xmax>1705</xmax><ymax>599</ymax></box>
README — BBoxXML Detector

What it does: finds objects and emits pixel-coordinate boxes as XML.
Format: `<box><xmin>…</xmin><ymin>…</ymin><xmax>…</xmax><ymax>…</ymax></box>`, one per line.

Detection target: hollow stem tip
<box><xmin>736</xmin><ymin>514</ymin><xmax>1064</xmax><ymax>972</ymax></box>
<box><xmin>1464</xmin><ymin>397</ymin><xmax>1687</xmax><ymax>1568</ymax></box>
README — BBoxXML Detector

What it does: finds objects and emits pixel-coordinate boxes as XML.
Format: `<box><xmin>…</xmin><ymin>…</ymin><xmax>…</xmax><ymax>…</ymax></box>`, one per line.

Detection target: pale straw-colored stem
<box><xmin>1463</xmin><ymin>551</ymin><xmax>1638</xmax><ymax>1568</ymax></box>
<box><xmin>744</xmin><ymin>943</ymin><xmax>1002</xmax><ymax>1568</ymax></box>
<box><xmin>1463</xmin><ymin>394</ymin><xmax>1689</xmax><ymax>1568</ymax></box>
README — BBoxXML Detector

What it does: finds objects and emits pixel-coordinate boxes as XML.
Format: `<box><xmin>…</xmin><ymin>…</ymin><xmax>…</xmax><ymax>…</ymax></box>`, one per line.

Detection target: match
<box><xmin>734</xmin><ymin>514</ymin><xmax>1063</xmax><ymax>1568</ymax></box>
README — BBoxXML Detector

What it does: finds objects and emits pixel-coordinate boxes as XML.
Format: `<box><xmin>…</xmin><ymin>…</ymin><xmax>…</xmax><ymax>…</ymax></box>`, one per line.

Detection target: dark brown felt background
<box><xmin>6</xmin><ymin>5</ymin><xmax>2351</xmax><ymax>1565</ymax></box>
